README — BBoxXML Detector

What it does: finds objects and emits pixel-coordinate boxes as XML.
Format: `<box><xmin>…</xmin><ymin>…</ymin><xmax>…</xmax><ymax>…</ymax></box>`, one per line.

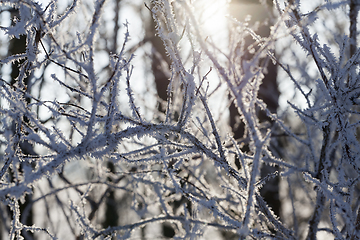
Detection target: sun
<box><xmin>189</xmin><ymin>0</ymin><xmax>268</xmax><ymax>48</ymax></box>
<box><xmin>191</xmin><ymin>0</ymin><xmax>230</xmax><ymax>44</ymax></box>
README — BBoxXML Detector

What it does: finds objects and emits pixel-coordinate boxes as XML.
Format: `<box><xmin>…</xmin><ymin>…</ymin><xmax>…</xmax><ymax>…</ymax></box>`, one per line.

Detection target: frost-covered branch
<box><xmin>1</xmin><ymin>0</ymin><xmax>360</xmax><ymax>239</ymax></box>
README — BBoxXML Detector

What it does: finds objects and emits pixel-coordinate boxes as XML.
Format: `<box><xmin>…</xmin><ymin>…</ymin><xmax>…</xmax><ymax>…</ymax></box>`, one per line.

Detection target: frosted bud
<box><xmin>168</xmin><ymin>32</ymin><xmax>180</xmax><ymax>45</ymax></box>
<box><xmin>110</xmin><ymin>54</ymin><xmax>117</xmax><ymax>70</ymax></box>
<box><xmin>193</xmin><ymin>51</ymin><xmax>201</xmax><ymax>60</ymax></box>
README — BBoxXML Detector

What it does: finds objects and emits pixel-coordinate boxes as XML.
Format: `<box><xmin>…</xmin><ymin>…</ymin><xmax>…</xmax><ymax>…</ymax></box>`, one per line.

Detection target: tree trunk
<box><xmin>229</xmin><ymin>0</ymin><xmax>281</xmax><ymax>218</ymax></box>
<box><xmin>8</xmin><ymin>9</ymin><xmax>34</xmax><ymax>240</ymax></box>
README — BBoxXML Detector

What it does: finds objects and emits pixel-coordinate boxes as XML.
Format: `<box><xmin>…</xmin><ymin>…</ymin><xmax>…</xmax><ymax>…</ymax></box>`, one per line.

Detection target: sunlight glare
<box><xmin>192</xmin><ymin>0</ymin><xmax>230</xmax><ymax>46</ymax></box>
